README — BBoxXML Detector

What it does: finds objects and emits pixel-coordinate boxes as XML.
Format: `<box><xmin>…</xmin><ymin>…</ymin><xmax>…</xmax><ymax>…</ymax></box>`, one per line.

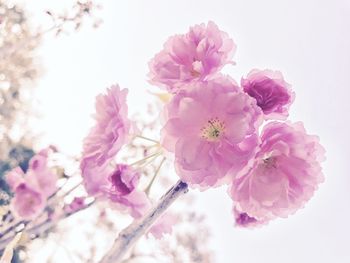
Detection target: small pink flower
<box><xmin>5</xmin><ymin>167</ymin><xmax>25</xmax><ymax>190</ymax></box>
<box><xmin>10</xmin><ymin>183</ymin><xmax>45</xmax><ymax>220</ymax></box>
<box><xmin>149</xmin><ymin>21</ymin><xmax>236</xmax><ymax>93</ymax></box>
<box><xmin>81</xmin><ymin>85</ymin><xmax>131</xmax><ymax>195</ymax></box>
<box><xmin>242</xmin><ymin>69</ymin><xmax>294</xmax><ymax>120</ymax></box>
<box><xmin>64</xmin><ymin>197</ymin><xmax>86</xmax><ymax>214</ymax></box>
<box><xmin>161</xmin><ymin>76</ymin><xmax>262</xmax><ymax>189</ymax></box>
<box><xmin>5</xmin><ymin>149</ymin><xmax>58</xmax><ymax>198</ymax></box>
<box><xmin>148</xmin><ymin>213</ymin><xmax>177</xmax><ymax>239</ymax></box>
<box><xmin>230</xmin><ymin>122</ymin><xmax>325</xmax><ymax>223</ymax></box>
<box><xmin>103</xmin><ymin>165</ymin><xmax>151</xmax><ymax>218</ymax></box>
<box><xmin>27</xmin><ymin>151</ymin><xmax>58</xmax><ymax>198</ymax></box>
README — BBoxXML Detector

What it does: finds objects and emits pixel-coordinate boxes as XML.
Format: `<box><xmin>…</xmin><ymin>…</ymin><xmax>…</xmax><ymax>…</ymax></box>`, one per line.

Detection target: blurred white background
<box><xmin>17</xmin><ymin>0</ymin><xmax>350</xmax><ymax>262</ymax></box>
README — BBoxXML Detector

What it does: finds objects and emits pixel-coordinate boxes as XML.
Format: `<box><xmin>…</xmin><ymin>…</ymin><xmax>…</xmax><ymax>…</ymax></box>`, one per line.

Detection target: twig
<box><xmin>144</xmin><ymin>157</ymin><xmax>166</xmax><ymax>195</ymax></box>
<box><xmin>99</xmin><ymin>180</ymin><xmax>188</xmax><ymax>263</ymax></box>
<box><xmin>0</xmin><ymin>200</ymin><xmax>95</xmax><ymax>250</ymax></box>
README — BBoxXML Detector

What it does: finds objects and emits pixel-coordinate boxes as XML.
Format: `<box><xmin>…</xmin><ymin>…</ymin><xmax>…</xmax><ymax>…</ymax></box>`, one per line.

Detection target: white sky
<box><xmin>17</xmin><ymin>0</ymin><xmax>350</xmax><ymax>262</ymax></box>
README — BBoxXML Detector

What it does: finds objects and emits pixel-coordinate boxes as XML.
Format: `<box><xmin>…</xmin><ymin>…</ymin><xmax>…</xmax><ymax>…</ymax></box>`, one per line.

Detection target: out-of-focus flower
<box><xmin>242</xmin><ymin>69</ymin><xmax>294</xmax><ymax>120</ymax></box>
<box><xmin>64</xmin><ymin>197</ymin><xmax>86</xmax><ymax>214</ymax></box>
<box><xmin>149</xmin><ymin>21</ymin><xmax>236</xmax><ymax>93</ymax></box>
<box><xmin>81</xmin><ymin>85</ymin><xmax>131</xmax><ymax>195</ymax></box>
<box><xmin>149</xmin><ymin>213</ymin><xmax>177</xmax><ymax>239</ymax></box>
<box><xmin>27</xmin><ymin>150</ymin><xmax>58</xmax><ymax>198</ymax></box>
<box><xmin>5</xmin><ymin>148</ymin><xmax>58</xmax><ymax>198</ymax></box>
<box><xmin>10</xmin><ymin>183</ymin><xmax>45</xmax><ymax>220</ymax></box>
<box><xmin>5</xmin><ymin>167</ymin><xmax>25</xmax><ymax>190</ymax></box>
<box><xmin>231</xmin><ymin>122</ymin><xmax>325</xmax><ymax>223</ymax></box>
<box><xmin>161</xmin><ymin>76</ymin><xmax>262</xmax><ymax>189</ymax></box>
<box><xmin>103</xmin><ymin>164</ymin><xmax>151</xmax><ymax>218</ymax></box>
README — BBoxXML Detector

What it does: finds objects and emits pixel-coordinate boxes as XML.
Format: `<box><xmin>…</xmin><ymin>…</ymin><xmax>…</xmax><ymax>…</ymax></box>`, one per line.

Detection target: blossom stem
<box><xmin>0</xmin><ymin>220</ymin><xmax>26</xmax><ymax>239</ymax></box>
<box><xmin>134</xmin><ymin>135</ymin><xmax>159</xmax><ymax>144</ymax></box>
<box><xmin>129</xmin><ymin>152</ymin><xmax>162</xmax><ymax>167</ymax></box>
<box><xmin>0</xmin><ymin>200</ymin><xmax>95</xmax><ymax>250</ymax></box>
<box><xmin>99</xmin><ymin>180</ymin><xmax>189</xmax><ymax>263</ymax></box>
<box><xmin>144</xmin><ymin>157</ymin><xmax>166</xmax><ymax>195</ymax></box>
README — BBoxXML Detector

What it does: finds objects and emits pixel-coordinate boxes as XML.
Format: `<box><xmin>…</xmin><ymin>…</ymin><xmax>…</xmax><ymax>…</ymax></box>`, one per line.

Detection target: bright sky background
<box><xmin>17</xmin><ymin>0</ymin><xmax>350</xmax><ymax>262</ymax></box>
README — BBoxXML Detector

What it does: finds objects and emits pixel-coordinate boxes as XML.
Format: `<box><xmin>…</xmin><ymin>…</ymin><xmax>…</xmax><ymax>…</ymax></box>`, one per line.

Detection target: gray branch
<box><xmin>99</xmin><ymin>180</ymin><xmax>189</xmax><ymax>263</ymax></box>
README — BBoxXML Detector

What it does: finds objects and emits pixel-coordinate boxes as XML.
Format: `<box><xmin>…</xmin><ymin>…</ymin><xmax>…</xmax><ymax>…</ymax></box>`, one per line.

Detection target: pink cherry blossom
<box><xmin>64</xmin><ymin>197</ymin><xmax>86</xmax><ymax>214</ymax></box>
<box><xmin>5</xmin><ymin>167</ymin><xmax>25</xmax><ymax>190</ymax></box>
<box><xmin>27</xmin><ymin>151</ymin><xmax>58</xmax><ymax>198</ymax></box>
<box><xmin>148</xmin><ymin>213</ymin><xmax>177</xmax><ymax>239</ymax></box>
<box><xmin>161</xmin><ymin>76</ymin><xmax>263</xmax><ymax>189</ymax></box>
<box><xmin>230</xmin><ymin>121</ymin><xmax>325</xmax><ymax>223</ymax></box>
<box><xmin>5</xmin><ymin>149</ymin><xmax>58</xmax><ymax>198</ymax></box>
<box><xmin>242</xmin><ymin>69</ymin><xmax>294</xmax><ymax>120</ymax></box>
<box><xmin>102</xmin><ymin>164</ymin><xmax>151</xmax><ymax>218</ymax></box>
<box><xmin>149</xmin><ymin>21</ymin><xmax>236</xmax><ymax>93</ymax></box>
<box><xmin>10</xmin><ymin>183</ymin><xmax>45</xmax><ymax>220</ymax></box>
<box><xmin>108</xmin><ymin>190</ymin><xmax>151</xmax><ymax>219</ymax></box>
<box><xmin>81</xmin><ymin>85</ymin><xmax>131</xmax><ymax>195</ymax></box>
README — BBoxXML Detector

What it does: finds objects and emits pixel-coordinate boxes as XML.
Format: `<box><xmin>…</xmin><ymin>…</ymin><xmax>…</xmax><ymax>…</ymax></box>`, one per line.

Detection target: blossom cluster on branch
<box><xmin>80</xmin><ymin>21</ymin><xmax>325</xmax><ymax>234</ymax></box>
<box><xmin>1</xmin><ymin>18</ymin><xmax>325</xmax><ymax>263</ymax></box>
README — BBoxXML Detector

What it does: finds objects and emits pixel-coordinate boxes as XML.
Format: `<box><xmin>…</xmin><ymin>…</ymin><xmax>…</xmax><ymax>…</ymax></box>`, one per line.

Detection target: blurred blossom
<box><xmin>64</xmin><ymin>197</ymin><xmax>86</xmax><ymax>214</ymax></box>
<box><xmin>10</xmin><ymin>183</ymin><xmax>45</xmax><ymax>220</ymax></box>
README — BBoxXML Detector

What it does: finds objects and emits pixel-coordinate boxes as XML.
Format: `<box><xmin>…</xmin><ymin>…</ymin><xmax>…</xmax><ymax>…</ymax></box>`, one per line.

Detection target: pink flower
<box><xmin>64</xmin><ymin>197</ymin><xmax>86</xmax><ymax>214</ymax></box>
<box><xmin>242</xmin><ymin>69</ymin><xmax>294</xmax><ymax>120</ymax></box>
<box><xmin>230</xmin><ymin>122</ymin><xmax>325</xmax><ymax>223</ymax></box>
<box><xmin>81</xmin><ymin>85</ymin><xmax>131</xmax><ymax>195</ymax></box>
<box><xmin>80</xmin><ymin>161</ymin><xmax>112</xmax><ymax>196</ymax></box>
<box><xmin>5</xmin><ymin>167</ymin><xmax>25</xmax><ymax>190</ymax></box>
<box><xmin>10</xmin><ymin>183</ymin><xmax>45</xmax><ymax>220</ymax></box>
<box><xmin>5</xmin><ymin>149</ymin><xmax>58</xmax><ymax>198</ymax></box>
<box><xmin>103</xmin><ymin>164</ymin><xmax>151</xmax><ymax>218</ymax></box>
<box><xmin>149</xmin><ymin>21</ymin><xmax>236</xmax><ymax>93</ymax></box>
<box><xmin>161</xmin><ymin>76</ymin><xmax>263</xmax><ymax>189</ymax></box>
<box><xmin>148</xmin><ymin>213</ymin><xmax>177</xmax><ymax>239</ymax></box>
<box><xmin>109</xmin><ymin>190</ymin><xmax>151</xmax><ymax>219</ymax></box>
<box><xmin>27</xmin><ymin>151</ymin><xmax>58</xmax><ymax>198</ymax></box>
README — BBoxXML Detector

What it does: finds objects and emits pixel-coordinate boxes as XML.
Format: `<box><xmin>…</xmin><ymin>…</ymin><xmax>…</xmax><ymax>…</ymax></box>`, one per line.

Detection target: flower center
<box><xmin>200</xmin><ymin>118</ymin><xmax>225</xmax><ymax>141</ymax></box>
<box><xmin>262</xmin><ymin>156</ymin><xmax>277</xmax><ymax>168</ymax></box>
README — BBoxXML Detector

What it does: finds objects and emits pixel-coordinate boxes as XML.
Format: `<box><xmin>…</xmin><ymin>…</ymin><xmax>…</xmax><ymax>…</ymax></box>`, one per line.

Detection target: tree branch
<box><xmin>99</xmin><ymin>180</ymin><xmax>189</xmax><ymax>263</ymax></box>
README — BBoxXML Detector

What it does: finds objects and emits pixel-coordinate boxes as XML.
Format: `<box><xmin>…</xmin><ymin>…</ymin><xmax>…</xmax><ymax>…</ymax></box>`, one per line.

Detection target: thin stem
<box><xmin>129</xmin><ymin>152</ymin><xmax>162</xmax><ymax>167</ymax></box>
<box><xmin>134</xmin><ymin>135</ymin><xmax>160</xmax><ymax>144</ymax></box>
<box><xmin>99</xmin><ymin>180</ymin><xmax>188</xmax><ymax>263</ymax></box>
<box><xmin>0</xmin><ymin>200</ymin><xmax>95</xmax><ymax>250</ymax></box>
<box><xmin>62</xmin><ymin>181</ymin><xmax>83</xmax><ymax>197</ymax></box>
<box><xmin>0</xmin><ymin>220</ymin><xmax>26</xmax><ymax>239</ymax></box>
<box><xmin>144</xmin><ymin>157</ymin><xmax>166</xmax><ymax>195</ymax></box>
<box><xmin>137</xmin><ymin>153</ymin><xmax>160</xmax><ymax>169</ymax></box>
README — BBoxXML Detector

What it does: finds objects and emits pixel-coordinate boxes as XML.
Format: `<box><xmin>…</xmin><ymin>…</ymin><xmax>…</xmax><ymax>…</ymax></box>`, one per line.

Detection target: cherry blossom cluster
<box><xmin>3</xmin><ymin>22</ymin><xmax>325</xmax><ymax>239</ymax></box>
<box><xmin>80</xmin><ymin>21</ymin><xmax>325</xmax><ymax>229</ymax></box>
